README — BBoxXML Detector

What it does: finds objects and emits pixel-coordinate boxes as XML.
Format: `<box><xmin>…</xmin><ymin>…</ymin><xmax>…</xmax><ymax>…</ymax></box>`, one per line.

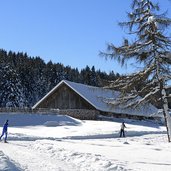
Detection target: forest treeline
<box><xmin>0</xmin><ymin>49</ymin><xmax>121</xmax><ymax>107</ymax></box>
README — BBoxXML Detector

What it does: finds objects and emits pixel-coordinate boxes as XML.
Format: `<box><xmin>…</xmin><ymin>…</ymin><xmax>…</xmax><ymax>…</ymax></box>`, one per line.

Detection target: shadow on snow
<box><xmin>7</xmin><ymin>130</ymin><xmax>166</xmax><ymax>142</ymax></box>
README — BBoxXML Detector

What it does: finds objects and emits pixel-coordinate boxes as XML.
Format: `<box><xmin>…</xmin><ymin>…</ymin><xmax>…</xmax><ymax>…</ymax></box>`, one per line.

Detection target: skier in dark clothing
<box><xmin>0</xmin><ymin>120</ymin><xmax>9</xmax><ymax>143</ymax></box>
<box><xmin>120</xmin><ymin>122</ymin><xmax>126</xmax><ymax>137</ymax></box>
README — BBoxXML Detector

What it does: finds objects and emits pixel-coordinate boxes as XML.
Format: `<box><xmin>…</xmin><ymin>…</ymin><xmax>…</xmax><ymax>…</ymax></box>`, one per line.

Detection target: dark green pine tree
<box><xmin>16</xmin><ymin>52</ymin><xmax>32</xmax><ymax>106</ymax></box>
<box><xmin>45</xmin><ymin>61</ymin><xmax>55</xmax><ymax>91</ymax></box>
<box><xmin>80</xmin><ymin>66</ymin><xmax>91</xmax><ymax>85</ymax></box>
<box><xmin>101</xmin><ymin>0</ymin><xmax>171</xmax><ymax>142</ymax></box>
<box><xmin>32</xmin><ymin>57</ymin><xmax>47</xmax><ymax>104</ymax></box>
<box><xmin>70</xmin><ymin>68</ymin><xmax>80</xmax><ymax>83</ymax></box>
<box><xmin>0</xmin><ymin>64</ymin><xmax>25</xmax><ymax>107</ymax></box>
<box><xmin>89</xmin><ymin>66</ymin><xmax>98</xmax><ymax>86</ymax></box>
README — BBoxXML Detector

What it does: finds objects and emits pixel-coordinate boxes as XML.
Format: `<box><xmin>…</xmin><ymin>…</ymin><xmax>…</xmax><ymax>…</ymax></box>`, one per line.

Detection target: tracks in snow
<box><xmin>0</xmin><ymin>141</ymin><xmax>77</xmax><ymax>171</ymax></box>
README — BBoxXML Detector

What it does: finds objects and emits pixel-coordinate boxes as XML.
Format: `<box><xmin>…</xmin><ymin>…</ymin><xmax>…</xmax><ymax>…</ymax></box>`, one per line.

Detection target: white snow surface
<box><xmin>0</xmin><ymin>113</ymin><xmax>171</xmax><ymax>171</ymax></box>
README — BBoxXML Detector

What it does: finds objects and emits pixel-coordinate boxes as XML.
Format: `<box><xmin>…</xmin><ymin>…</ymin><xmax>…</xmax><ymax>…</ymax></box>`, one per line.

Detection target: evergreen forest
<box><xmin>0</xmin><ymin>49</ymin><xmax>121</xmax><ymax>107</ymax></box>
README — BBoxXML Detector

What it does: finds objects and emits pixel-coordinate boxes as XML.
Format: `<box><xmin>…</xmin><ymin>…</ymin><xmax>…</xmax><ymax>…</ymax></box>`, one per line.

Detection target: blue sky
<box><xmin>0</xmin><ymin>0</ymin><xmax>171</xmax><ymax>74</ymax></box>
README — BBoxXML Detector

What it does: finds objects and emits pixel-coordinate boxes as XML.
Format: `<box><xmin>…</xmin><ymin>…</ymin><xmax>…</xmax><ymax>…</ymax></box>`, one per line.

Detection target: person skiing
<box><xmin>120</xmin><ymin>122</ymin><xmax>126</xmax><ymax>137</ymax></box>
<box><xmin>0</xmin><ymin>120</ymin><xmax>9</xmax><ymax>143</ymax></box>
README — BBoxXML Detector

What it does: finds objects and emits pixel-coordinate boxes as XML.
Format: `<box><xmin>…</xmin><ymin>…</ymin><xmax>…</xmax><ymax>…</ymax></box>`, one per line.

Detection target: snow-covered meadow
<box><xmin>0</xmin><ymin>113</ymin><xmax>171</xmax><ymax>171</ymax></box>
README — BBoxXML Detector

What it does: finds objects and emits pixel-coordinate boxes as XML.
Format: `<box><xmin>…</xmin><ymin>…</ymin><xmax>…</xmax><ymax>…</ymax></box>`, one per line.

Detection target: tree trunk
<box><xmin>156</xmin><ymin>56</ymin><xmax>171</xmax><ymax>142</ymax></box>
<box><xmin>161</xmin><ymin>87</ymin><xmax>171</xmax><ymax>142</ymax></box>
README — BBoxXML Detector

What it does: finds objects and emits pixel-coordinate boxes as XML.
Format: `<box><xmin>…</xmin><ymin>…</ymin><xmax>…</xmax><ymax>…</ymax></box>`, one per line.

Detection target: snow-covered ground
<box><xmin>0</xmin><ymin>113</ymin><xmax>171</xmax><ymax>171</ymax></box>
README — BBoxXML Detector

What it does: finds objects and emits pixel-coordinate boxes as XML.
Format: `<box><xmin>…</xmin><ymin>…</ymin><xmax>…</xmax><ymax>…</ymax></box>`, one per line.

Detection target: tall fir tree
<box><xmin>101</xmin><ymin>0</ymin><xmax>171</xmax><ymax>142</ymax></box>
<box><xmin>31</xmin><ymin>57</ymin><xmax>47</xmax><ymax>104</ymax></box>
<box><xmin>0</xmin><ymin>64</ymin><xmax>25</xmax><ymax>107</ymax></box>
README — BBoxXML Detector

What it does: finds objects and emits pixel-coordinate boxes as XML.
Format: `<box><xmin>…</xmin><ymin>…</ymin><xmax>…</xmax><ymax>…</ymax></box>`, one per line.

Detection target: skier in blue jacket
<box><xmin>0</xmin><ymin>120</ymin><xmax>9</xmax><ymax>143</ymax></box>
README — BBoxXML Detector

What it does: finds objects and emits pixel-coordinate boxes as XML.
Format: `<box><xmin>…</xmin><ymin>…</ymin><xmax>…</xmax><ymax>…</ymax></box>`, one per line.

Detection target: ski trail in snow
<box><xmin>0</xmin><ymin>141</ymin><xmax>78</xmax><ymax>171</ymax></box>
<box><xmin>0</xmin><ymin>150</ymin><xmax>22</xmax><ymax>171</ymax></box>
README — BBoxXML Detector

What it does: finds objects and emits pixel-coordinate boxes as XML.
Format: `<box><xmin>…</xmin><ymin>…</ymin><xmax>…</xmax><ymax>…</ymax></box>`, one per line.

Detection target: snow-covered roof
<box><xmin>32</xmin><ymin>80</ymin><xmax>158</xmax><ymax>117</ymax></box>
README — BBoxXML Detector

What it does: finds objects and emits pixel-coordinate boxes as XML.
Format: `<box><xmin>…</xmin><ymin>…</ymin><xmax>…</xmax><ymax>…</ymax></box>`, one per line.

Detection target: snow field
<box><xmin>0</xmin><ymin>113</ymin><xmax>171</xmax><ymax>171</ymax></box>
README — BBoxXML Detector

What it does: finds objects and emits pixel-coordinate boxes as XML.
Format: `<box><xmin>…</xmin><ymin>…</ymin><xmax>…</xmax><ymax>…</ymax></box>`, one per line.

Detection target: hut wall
<box><xmin>36</xmin><ymin>83</ymin><xmax>96</xmax><ymax>110</ymax></box>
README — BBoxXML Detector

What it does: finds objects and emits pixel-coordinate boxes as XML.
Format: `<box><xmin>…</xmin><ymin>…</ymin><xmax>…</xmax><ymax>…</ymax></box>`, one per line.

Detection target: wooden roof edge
<box><xmin>32</xmin><ymin>80</ymin><xmax>66</xmax><ymax>109</ymax></box>
<box><xmin>32</xmin><ymin>80</ymin><xmax>99</xmax><ymax>110</ymax></box>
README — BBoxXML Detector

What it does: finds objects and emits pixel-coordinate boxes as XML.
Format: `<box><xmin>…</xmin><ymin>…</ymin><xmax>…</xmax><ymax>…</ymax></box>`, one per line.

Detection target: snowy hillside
<box><xmin>0</xmin><ymin>113</ymin><xmax>171</xmax><ymax>171</ymax></box>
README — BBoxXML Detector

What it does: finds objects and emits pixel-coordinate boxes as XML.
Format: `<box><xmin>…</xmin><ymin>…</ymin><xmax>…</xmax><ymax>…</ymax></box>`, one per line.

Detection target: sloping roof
<box><xmin>32</xmin><ymin>80</ymin><xmax>158</xmax><ymax>117</ymax></box>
